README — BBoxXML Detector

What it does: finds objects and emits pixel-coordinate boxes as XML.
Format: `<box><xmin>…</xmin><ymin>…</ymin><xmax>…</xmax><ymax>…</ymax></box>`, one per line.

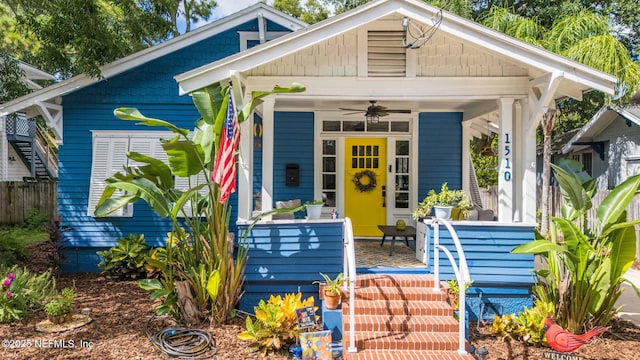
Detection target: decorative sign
<box><xmin>503</xmin><ymin>133</ymin><xmax>512</xmax><ymax>182</ymax></box>
<box><xmin>296</xmin><ymin>306</ymin><xmax>317</xmax><ymax>329</ymax></box>
<box><xmin>299</xmin><ymin>330</ymin><xmax>332</xmax><ymax>360</ymax></box>
<box><xmin>541</xmin><ymin>351</ymin><xmax>584</xmax><ymax>360</ymax></box>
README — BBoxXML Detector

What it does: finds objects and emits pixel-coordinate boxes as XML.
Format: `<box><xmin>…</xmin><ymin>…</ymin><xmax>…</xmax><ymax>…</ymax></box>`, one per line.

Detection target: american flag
<box><xmin>212</xmin><ymin>90</ymin><xmax>240</xmax><ymax>203</ymax></box>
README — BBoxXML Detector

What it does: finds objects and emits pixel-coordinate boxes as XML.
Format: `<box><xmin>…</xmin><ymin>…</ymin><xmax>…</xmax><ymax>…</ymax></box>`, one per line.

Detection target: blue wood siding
<box><xmin>237</xmin><ymin>221</ymin><xmax>343</xmax><ymax>312</ymax></box>
<box><xmin>58</xmin><ymin>18</ymin><xmax>282</xmax><ymax>272</ymax></box>
<box><xmin>273</xmin><ymin>112</ymin><xmax>314</xmax><ymax>203</ymax></box>
<box><xmin>426</xmin><ymin>223</ymin><xmax>535</xmax><ymax>319</ymax></box>
<box><xmin>417</xmin><ymin>112</ymin><xmax>462</xmax><ymax>202</ymax></box>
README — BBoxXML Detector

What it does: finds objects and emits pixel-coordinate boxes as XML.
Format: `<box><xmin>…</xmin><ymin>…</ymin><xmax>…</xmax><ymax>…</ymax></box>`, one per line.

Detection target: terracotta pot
<box><xmin>318</xmin><ymin>283</ymin><xmax>326</xmax><ymax>300</ymax></box>
<box><xmin>323</xmin><ymin>291</ymin><xmax>341</xmax><ymax>310</ymax></box>
<box><xmin>447</xmin><ymin>292</ymin><xmax>459</xmax><ymax>311</ymax></box>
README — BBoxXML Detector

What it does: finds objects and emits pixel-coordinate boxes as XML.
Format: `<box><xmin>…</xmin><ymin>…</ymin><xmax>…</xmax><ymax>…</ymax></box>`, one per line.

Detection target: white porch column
<box><xmin>520</xmin><ymin>98</ymin><xmax>537</xmax><ymax>223</ymax></box>
<box><xmin>237</xmin><ymin>101</ymin><xmax>254</xmax><ymax>221</ymax></box>
<box><xmin>498</xmin><ymin>98</ymin><xmax>515</xmax><ymax>222</ymax></box>
<box><xmin>513</xmin><ymin>101</ymin><xmax>522</xmax><ymax>222</ymax></box>
<box><xmin>0</xmin><ymin>116</ymin><xmax>7</xmax><ymax>181</ymax></box>
<box><xmin>260</xmin><ymin>97</ymin><xmax>275</xmax><ymax>220</ymax></box>
<box><xmin>461</xmin><ymin>121</ymin><xmax>471</xmax><ymax>195</ymax></box>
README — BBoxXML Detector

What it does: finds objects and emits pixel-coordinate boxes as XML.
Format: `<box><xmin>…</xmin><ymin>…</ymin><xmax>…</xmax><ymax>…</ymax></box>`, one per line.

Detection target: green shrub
<box><xmin>490</xmin><ymin>301</ymin><xmax>555</xmax><ymax>345</ymax></box>
<box><xmin>24</xmin><ymin>209</ymin><xmax>48</xmax><ymax>230</ymax></box>
<box><xmin>0</xmin><ymin>265</ymin><xmax>57</xmax><ymax>323</ymax></box>
<box><xmin>97</xmin><ymin>234</ymin><xmax>150</xmax><ymax>280</ymax></box>
<box><xmin>238</xmin><ymin>293</ymin><xmax>318</xmax><ymax>356</ymax></box>
<box><xmin>0</xmin><ymin>227</ymin><xmax>50</xmax><ymax>266</ymax></box>
<box><xmin>44</xmin><ymin>287</ymin><xmax>75</xmax><ymax>317</ymax></box>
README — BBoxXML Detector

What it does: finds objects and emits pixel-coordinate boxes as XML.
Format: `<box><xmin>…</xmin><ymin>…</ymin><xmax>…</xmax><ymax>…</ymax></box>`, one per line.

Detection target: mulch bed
<box><xmin>2</xmin><ymin>245</ymin><xmax>639</xmax><ymax>360</ymax></box>
<box><xmin>0</xmin><ymin>273</ymin><xmax>638</xmax><ymax>359</ymax></box>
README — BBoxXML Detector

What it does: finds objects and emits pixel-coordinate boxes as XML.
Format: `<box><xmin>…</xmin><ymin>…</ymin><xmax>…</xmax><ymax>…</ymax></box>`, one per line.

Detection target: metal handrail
<box><xmin>342</xmin><ymin>217</ymin><xmax>357</xmax><ymax>353</ymax></box>
<box><xmin>35</xmin><ymin>123</ymin><xmax>58</xmax><ymax>177</ymax></box>
<box><xmin>428</xmin><ymin>217</ymin><xmax>471</xmax><ymax>355</ymax></box>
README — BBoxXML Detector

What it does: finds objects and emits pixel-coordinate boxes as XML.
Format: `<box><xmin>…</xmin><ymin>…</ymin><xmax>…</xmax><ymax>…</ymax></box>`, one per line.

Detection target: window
<box><xmin>322</xmin><ymin>119</ymin><xmax>410</xmax><ymax>133</ymax></box>
<box><xmin>394</xmin><ymin>140</ymin><xmax>410</xmax><ymax>208</ymax></box>
<box><xmin>88</xmin><ymin>131</ymin><xmax>170</xmax><ymax>217</ymax></box>
<box><xmin>321</xmin><ymin>139</ymin><xmax>337</xmax><ymax>207</ymax></box>
<box><xmin>572</xmin><ymin>152</ymin><xmax>593</xmax><ymax>176</ymax></box>
<box><xmin>238</xmin><ymin>31</ymin><xmax>290</xmax><ymax>51</ymax></box>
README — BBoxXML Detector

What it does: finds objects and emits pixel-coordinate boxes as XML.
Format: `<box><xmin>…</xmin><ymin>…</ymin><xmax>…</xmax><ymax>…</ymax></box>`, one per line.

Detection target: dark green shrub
<box><xmin>97</xmin><ymin>234</ymin><xmax>150</xmax><ymax>280</ymax></box>
<box><xmin>0</xmin><ymin>227</ymin><xmax>50</xmax><ymax>267</ymax></box>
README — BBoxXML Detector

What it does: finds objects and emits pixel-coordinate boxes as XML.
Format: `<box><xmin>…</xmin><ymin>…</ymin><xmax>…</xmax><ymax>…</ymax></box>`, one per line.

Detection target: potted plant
<box><xmin>44</xmin><ymin>287</ymin><xmax>75</xmax><ymax>324</ymax></box>
<box><xmin>412</xmin><ymin>182</ymin><xmax>472</xmax><ymax>220</ymax></box>
<box><xmin>313</xmin><ymin>272</ymin><xmax>344</xmax><ymax>310</ymax></box>
<box><xmin>305</xmin><ymin>200</ymin><xmax>324</xmax><ymax>220</ymax></box>
<box><xmin>444</xmin><ymin>279</ymin><xmax>473</xmax><ymax>311</ymax></box>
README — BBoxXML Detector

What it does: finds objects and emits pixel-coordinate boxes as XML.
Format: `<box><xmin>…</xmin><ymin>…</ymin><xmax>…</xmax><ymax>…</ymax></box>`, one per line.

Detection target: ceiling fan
<box><xmin>339</xmin><ymin>100</ymin><xmax>411</xmax><ymax>117</ymax></box>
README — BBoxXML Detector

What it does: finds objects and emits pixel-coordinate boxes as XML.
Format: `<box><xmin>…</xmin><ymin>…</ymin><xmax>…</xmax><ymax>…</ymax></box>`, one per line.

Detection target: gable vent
<box><xmin>368</xmin><ymin>30</ymin><xmax>406</xmax><ymax>77</ymax></box>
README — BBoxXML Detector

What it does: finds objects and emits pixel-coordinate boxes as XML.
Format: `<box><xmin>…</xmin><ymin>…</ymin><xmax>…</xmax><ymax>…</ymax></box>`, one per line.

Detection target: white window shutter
<box><xmin>129</xmin><ymin>133</ymin><xmax>171</xmax><ymax>165</ymax></box>
<box><xmin>88</xmin><ymin>136</ymin><xmax>130</xmax><ymax>217</ymax></box>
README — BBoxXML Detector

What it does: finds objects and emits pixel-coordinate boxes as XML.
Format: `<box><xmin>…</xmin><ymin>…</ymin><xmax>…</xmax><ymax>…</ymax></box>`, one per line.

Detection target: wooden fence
<box><xmin>0</xmin><ymin>181</ymin><xmax>57</xmax><ymax>225</ymax></box>
<box><xmin>479</xmin><ymin>185</ymin><xmax>640</xmax><ymax>259</ymax></box>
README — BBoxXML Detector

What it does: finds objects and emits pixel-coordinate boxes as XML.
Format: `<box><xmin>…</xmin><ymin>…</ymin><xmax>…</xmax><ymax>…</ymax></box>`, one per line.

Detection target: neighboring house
<box><xmin>0</xmin><ymin>60</ymin><xmax>56</xmax><ymax>181</ymax></box>
<box><xmin>0</xmin><ymin>0</ymin><xmax>616</xmax><ymax>316</ymax></box>
<box><xmin>560</xmin><ymin>92</ymin><xmax>640</xmax><ymax>189</ymax></box>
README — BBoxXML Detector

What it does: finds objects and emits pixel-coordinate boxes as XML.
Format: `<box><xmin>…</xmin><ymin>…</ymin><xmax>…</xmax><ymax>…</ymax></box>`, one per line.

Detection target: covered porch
<box><xmin>175</xmin><ymin>0</ymin><xmax>615</xmax><ymax>236</ymax></box>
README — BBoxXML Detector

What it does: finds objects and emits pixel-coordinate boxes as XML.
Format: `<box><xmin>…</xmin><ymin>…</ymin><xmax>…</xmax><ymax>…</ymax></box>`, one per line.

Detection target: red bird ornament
<box><xmin>544</xmin><ymin>314</ymin><xmax>608</xmax><ymax>353</ymax></box>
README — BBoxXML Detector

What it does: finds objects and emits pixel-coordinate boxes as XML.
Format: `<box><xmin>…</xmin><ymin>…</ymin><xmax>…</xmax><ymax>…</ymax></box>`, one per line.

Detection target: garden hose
<box><xmin>146</xmin><ymin>315</ymin><xmax>216</xmax><ymax>359</ymax></box>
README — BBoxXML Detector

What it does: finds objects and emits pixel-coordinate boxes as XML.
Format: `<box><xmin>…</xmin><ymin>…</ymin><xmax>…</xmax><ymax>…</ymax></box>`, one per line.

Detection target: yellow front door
<box><xmin>344</xmin><ymin>138</ymin><xmax>386</xmax><ymax>236</ymax></box>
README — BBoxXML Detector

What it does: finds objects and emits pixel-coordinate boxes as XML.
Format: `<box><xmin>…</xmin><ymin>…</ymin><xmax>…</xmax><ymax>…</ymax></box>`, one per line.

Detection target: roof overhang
<box><xmin>175</xmin><ymin>0</ymin><xmax>617</xmax><ymax>97</ymax></box>
<box><xmin>562</xmin><ymin>102</ymin><xmax>640</xmax><ymax>154</ymax></box>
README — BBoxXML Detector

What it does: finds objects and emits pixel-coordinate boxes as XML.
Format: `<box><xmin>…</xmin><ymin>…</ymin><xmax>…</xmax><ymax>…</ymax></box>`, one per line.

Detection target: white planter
<box><xmin>305</xmin><ymin>204</ymin><xmax>323</xmax><ymax>220</ymax></box>
<box><xmin>434</xmin><ymin>205</ymin><xmax>453</xmax><ymax>220</ymax></box>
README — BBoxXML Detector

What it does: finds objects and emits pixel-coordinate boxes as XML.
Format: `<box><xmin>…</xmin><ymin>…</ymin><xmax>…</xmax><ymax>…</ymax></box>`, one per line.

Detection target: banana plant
<box><xmin>512</xmin><ymin>158</ymin><xmax>640</xmax><ymax>332</ymax></box>
<box><xmin>95</xmin><ymin>82</ymin><xmax>305</xmax><ymax>325</ymax></box>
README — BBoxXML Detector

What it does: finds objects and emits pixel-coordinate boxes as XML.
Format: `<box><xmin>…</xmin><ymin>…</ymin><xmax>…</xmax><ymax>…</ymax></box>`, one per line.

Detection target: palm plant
<box><xmin>94</xmin><ymin>82</ymin><xmax>305</xmax><ymax>325</ymax></box>
<box><xmin>512</xmin><ymin>158</ymin><xmax>640</xmax><ymax>333</ymax></box>
<box><xmin>481</xmin><ymin>6</ymin><xmax>640</xmax><ymax>235</ymax></box>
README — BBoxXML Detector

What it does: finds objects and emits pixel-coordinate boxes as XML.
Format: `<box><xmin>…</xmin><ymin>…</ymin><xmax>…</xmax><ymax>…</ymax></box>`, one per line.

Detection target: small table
<box><xmin>377</xmin><ymin>225</ymin><xmax>417</xmax><ymax>256</ymax></box>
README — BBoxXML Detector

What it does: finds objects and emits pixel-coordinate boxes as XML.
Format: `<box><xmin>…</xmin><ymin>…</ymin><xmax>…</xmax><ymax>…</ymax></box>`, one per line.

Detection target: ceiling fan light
<box><xmin>366</xmin><ymin>114</ymin><xmax>380</xmax><ymax>125</ymax></box>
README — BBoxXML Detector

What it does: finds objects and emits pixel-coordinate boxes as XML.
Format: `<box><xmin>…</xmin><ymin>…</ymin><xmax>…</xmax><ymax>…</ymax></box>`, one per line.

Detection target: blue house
<box><xmin>1</xmin><ymin>0</ymin><xmax>616</xmax><ymax>329</ymax></box>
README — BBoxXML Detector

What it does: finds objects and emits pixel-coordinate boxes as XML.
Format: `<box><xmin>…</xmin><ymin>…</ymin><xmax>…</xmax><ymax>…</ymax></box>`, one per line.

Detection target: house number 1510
<box><xmin>504</xmin><ymin>133</ymin><xmax>511</xmax><ymax>182</ymax></box>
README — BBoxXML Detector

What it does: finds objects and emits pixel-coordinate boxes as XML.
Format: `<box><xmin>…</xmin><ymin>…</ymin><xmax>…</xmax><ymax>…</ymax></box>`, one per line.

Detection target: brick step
<box><xmin>343</xmin><ymin>299</ymin><xmax>452</xmax><ymax>316</ymax></box>
<box><xmin>343</xmin><ymin>314</ymin><xmax>459</xmax><ymax>332</ymax></box>
<box><xmin>351</xmin><ymin>285</ymin><xmax>448</xmax><ymax>302</ymax></box>
<box><xmin>355</xmin><ymin>274</ymin><xmax>436</xmax><ymax>288</ymax></box>
<box><xmin>343</xmin><ymin>349</ymin><xmax>475</xmax><ymax>360</ymax></box>
<box><xmin>344</xmin><ymin>330</ymin><xmax>460</xmax><ymax>351</ymax></box>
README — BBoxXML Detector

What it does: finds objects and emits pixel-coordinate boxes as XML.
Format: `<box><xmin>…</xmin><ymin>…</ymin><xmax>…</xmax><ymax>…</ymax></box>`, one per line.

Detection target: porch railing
<box><xmin>342</xmin><ymin>217</ymin><xmax>357</xmax><ymax>353</ymax></box>
<box><xmin>428</xmin><ymin>217</ymin><xmax>471</xmax><ymax>355</ymax></box>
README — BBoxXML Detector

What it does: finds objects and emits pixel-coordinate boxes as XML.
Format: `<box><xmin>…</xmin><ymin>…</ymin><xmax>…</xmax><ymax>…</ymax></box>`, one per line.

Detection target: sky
<box><xmin>176</xmin><ymin>0</ymin><xmax>263</xmax><ymax>33</ymax></box>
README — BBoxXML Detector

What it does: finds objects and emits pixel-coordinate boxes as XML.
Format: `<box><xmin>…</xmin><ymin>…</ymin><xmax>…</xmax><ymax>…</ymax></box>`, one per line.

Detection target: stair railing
<box><xmin>35</xmin><ymin>123</ymin><xmax>58</xmax><ymax>178</ymax></box>
<box><xmin>342</xmin><ymin>217</ymin><xmax>357</xmax><ymax>353</ymax></box>
<box><xmin>428</xmin><ymin>217</ymin><xmax>471</xmax><ymax>355</ymax></box>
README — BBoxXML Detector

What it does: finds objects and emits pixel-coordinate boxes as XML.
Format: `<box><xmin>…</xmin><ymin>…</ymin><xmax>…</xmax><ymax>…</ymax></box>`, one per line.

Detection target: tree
<box><xmin>0</xmin><ymin>51</ymin><xmax>30</xmax><ymax>113</ymax></box>
<box><xmin>1</xmin><ymin>0</ymin><xmax>221</xmax><ymax>87</ymax></box>
<box><xmin>152</xmin><ymin>0</ymin><xmax>218</xmax><ymax>35</ymax></box>
<box><xmin>481</xmin><ymin>6</ymin><xmax>640</xmax><ymax>234</ymax></box>
<box><xmin>272</xmin><ymin>0</ymin><xmax>329</xmax><ymax>24</ymax></box>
